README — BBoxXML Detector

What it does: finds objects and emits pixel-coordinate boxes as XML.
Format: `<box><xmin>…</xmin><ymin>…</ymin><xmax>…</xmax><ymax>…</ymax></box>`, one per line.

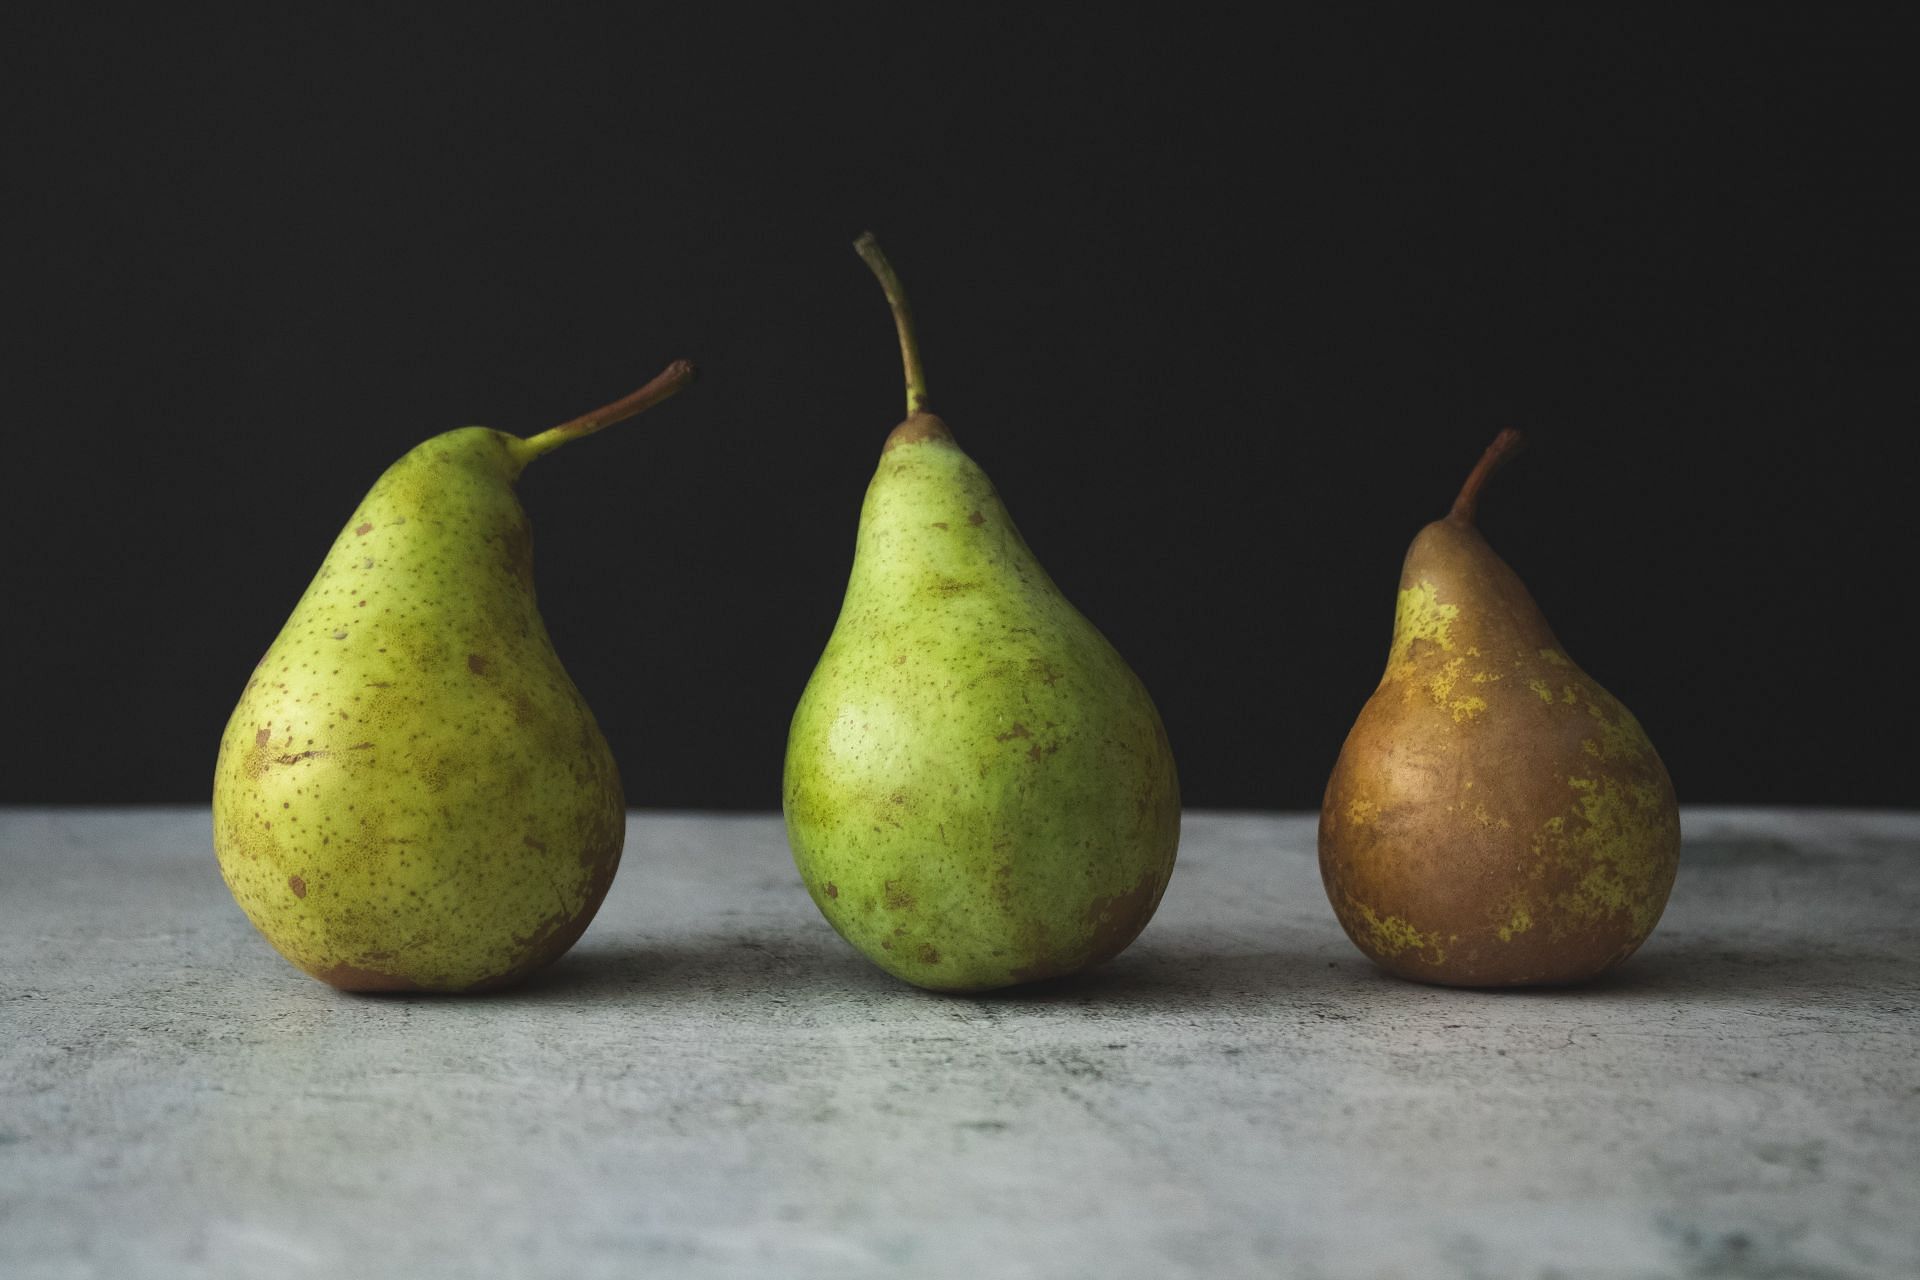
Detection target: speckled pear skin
<box><xmin>1319</xmin><ymin>438</ymin><xmax>1678</xmax><ymax>987</ymax></box>
<box><xmin>785</xmin><ymin>413</ymin><xmax>1180</xmax><ymax>992</ymax></box>
<box><xmin>212</xmin><ymin>428</ymin><xmax>624</xmax><ymax>992</ymax></box>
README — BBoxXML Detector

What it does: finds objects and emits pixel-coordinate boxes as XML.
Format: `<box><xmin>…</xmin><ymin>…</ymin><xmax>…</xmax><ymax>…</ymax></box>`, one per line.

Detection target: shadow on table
<box><xmin>970</xmin><ymin>944</ymin><xmax>1356</xmax><ymax>1010</ymax></box>
<box><xmin>500</xmin><ymin>934</ymin><xmax>884</xmax><ymax>1004</ymax></box>
<box><xmin>493</xmin><ymin>928</ymin><xmax>1356</xmax><ymax>1011</ymax></box>
<box><xmin>1585</xmin><ymin>935</ymin><xmax>1914</xmax><ymax>1004</ymax></box>
<box><xmin>441</xmin><ymin>924</ymin><xmax>1909</xmax><ymax>1010</ymax></box>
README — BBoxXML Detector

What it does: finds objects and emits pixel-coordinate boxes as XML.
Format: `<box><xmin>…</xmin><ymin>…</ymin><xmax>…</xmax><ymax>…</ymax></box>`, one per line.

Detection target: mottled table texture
<box><xmin>3</xmin><ymin>809</ymin><xmax>1916</xmax><ymax>1279</ymax></box>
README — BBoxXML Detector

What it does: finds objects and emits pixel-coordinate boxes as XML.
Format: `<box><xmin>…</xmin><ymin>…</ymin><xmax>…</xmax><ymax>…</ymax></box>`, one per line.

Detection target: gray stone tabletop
<box><xmin>2</xmin><ymin>808</ymin><xmax>1917</xmax><ymax>1279</ymax></box>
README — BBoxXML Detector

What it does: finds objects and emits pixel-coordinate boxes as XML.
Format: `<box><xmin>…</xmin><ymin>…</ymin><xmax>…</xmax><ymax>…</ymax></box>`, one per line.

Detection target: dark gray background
<box><xmin>3</xmin><ymin>9</ymin><xmax>1908</xmax><ymax>807</ymax></box>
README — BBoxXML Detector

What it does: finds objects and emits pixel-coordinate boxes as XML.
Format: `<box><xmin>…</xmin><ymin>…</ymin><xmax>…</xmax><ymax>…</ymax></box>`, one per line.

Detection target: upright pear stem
<box><xmin>519</xmin><ymin>359</ymin><xmax>698</xmax><ymax>459</ymax></box>
<box><xmin>1448</xmin><ymin>429</ymin><xmax>1527</xmax><ymax>524</ymax></box>
<box><xmin>854</xmin><ymin>232</ymin><xmax>931</xmax><ymax>416</ymax></box>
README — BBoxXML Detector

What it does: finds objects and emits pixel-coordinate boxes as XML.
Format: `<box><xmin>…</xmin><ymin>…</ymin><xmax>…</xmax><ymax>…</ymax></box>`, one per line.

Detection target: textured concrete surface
<box><xmin>2</xmin><ymin>809</ymin><xmax>1917</xmax><ymax>1279</ymax></box>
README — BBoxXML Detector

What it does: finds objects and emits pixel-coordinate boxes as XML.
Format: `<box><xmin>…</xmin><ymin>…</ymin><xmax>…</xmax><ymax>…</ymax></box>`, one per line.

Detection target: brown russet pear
<box><xmin>1319</xmin><ymin>430</ymin><xmax>1679</xmax><ymax>986</ymax></box>
<box><xmin>212</xmin><ymin>361</ymin><xmax>695</xmax><ymax>992</ymax></box>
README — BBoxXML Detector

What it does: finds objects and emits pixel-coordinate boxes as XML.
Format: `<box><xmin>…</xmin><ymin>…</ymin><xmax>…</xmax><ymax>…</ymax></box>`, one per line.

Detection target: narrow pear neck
<box><xmin>883</xmin><ymin>412</ymin><xmax>956</xmax><ymax>453</ymax></box>
<box><xmin>1404</xmin><ymin>518</ymin><xmax>1563</xmax><ymax>655</ymax></box>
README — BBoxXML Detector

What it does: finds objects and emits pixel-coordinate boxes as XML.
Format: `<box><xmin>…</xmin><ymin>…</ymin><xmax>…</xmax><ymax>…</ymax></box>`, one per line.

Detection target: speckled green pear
<box><xmin>212</xmin><ymin>361</ymin><xmax>694</xmax><ymax>992</ymax></box>
<box><xmin>784</xmin><ymin>236</ymin><xmax>1179</xmax><ymax>992</ymax></box>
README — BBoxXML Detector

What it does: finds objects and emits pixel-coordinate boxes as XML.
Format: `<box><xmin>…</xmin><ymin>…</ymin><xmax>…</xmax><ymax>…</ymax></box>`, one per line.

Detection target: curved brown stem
<box><xmin>521</xmin><ymin>359</ymin><xmax>698</xmax><ymax>458</ymax></box>
<box><xmin>1448</xmin><ymin>428</ymin><xmax>1527</xmax><ymax>524</ymax></box>
<box><xmin>854</xmin><ymin>232</ymin><xmax>931</xmax><ymax>416</ymax></box>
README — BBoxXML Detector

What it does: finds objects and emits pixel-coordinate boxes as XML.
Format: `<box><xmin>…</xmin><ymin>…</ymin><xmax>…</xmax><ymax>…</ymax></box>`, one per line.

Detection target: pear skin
<box><xmin>1319</xmin><ymin>431</ymin><xmax>1679</xmax><ymax>987</ymax></box>
<box><xmin>784</xmin><ymin>236</ymin><xmax>1179</xmax><ymax>993</ymax></box>
<box><xmin>212</xmin><ymin>362</ymin><xmax>694</xmax><ymax>992</ymax></box>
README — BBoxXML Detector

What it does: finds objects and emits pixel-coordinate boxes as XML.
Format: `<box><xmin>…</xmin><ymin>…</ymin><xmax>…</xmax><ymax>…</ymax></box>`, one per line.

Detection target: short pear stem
<box><xmin>519</xmin><ymin>359</ymin><xmax>698</xmax><ymax>459</ymax></box>
<box><xmin>854</xmin><ymin>232</ymin><xmax>931</xmax><ymax>416</ymax></box>
<box><xmin>1448</xmin><ymin>428</ymin><xmax>1526</xmax><ymax>524</ymax></box>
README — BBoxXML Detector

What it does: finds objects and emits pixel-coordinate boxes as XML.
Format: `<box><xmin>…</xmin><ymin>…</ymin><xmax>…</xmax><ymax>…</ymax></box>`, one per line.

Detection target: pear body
<box><xmin>212</xmin><ymin>428</ymin><xmax>623</xmax><ymax>991</ymax></box>
<box><xmin>1320</xmin><ymin>517</ymin><xmax>1678</xmax><ymax>986</ymax></box>
<box><xmin>785</xmin><ymin>415</ymin><xmax>1180</xmax><ymax>992</ymax></box>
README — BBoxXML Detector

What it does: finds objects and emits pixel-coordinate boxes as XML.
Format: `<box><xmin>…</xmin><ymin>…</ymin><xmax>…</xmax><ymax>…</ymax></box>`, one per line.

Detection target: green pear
<box><xmin>212</xmin><ymin>361</ymin><xmax>695</xmax><ymax>992</ymax></box>
<box><xmin>784</xmin><ymin>235</ymin><xmax>1180</xmax><ymax>993</ymax></box>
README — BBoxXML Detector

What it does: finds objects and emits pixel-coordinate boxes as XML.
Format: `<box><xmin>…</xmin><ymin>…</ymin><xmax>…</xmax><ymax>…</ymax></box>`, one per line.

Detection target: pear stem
<box><xmin>854</xmin><ymin>232</ymin><xmax>931</xmax><ymax>416</ymax></box>
<box><xmin>519</xmin><ymin>359</ymin><xmax>698</xmax><ymax>459</ymax></box>
<box><xmin>1448</xmin><ymin>428</ymin><xmax>1527</xmax><ymax>524</ymax></box>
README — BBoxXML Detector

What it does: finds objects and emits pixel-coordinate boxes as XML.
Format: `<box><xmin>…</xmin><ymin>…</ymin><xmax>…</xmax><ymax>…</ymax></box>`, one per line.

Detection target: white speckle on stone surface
<box><xmin>1</xmin><ymin>808</ymin><xmax>1916</xmax><ymax>1278</ymax></box>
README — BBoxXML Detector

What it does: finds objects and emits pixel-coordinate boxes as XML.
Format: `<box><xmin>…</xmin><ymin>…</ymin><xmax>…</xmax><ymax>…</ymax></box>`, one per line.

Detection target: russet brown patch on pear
<box><xmin>882</xmin><ymin>412</ymin><xmax>954</xmax><ymax>452</ymax></box>
<box><xmin>309</xmin><ymin>959</ymin><xmax>425</xmax><ymax>993</ymax></box>
<box><xmin>1081</xmin><ymin>872</ymin><xmax>1164</xmax><ymax>966</ymax></box>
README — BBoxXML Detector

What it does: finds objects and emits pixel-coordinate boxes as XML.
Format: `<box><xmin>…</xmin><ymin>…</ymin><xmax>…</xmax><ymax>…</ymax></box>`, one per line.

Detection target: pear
<box><xmin>784</xmin><ymin>234</ymin><xmax>1180</xmax><ymax>993</ymax></box>
<box><xmin>1319</xmin><ymin>430</ymin><xmax>1679</xmax><ymax>986</ymax></box>
<box><xmin>212</xmin><ymin>361</ymin><xmax>695</xmax><ymax>992</ymax></box>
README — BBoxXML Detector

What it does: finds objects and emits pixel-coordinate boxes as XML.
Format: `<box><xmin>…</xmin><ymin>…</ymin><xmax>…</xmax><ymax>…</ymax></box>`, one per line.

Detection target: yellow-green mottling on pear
<box><xmin>784</xmin><ymin>234</ymin><xmax>1180</xmax><ymax>993</ymax></box>
<box><xmin>212</xmin><ymin>361</ymin><xmax>696</xmax><ymax>992</ymax></box>
<box><xmin>1319</xmin><ymin>430</ymin><xmax>1680</xmax><ymax>987</ymax></box>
